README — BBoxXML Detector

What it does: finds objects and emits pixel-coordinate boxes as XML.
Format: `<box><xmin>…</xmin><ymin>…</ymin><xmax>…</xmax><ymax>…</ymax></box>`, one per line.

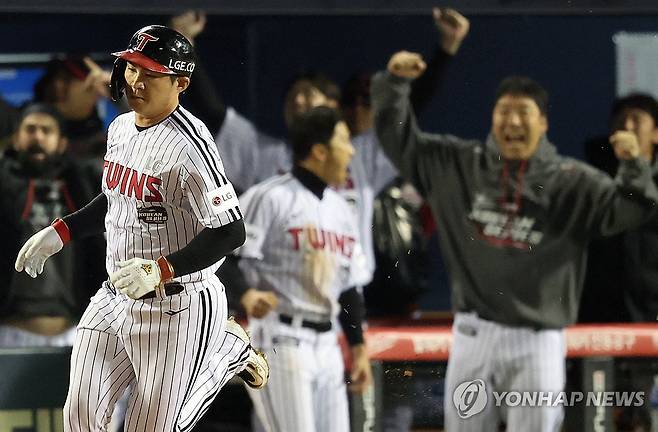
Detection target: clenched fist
<box><xmin>241</xmin><ymin>288</ymin><xmax>279</xmax><ymax>318</ymax></box>
<box><xmin>610</xmin><ymin>130</ymin><xmax>640</xmax><ymax>160</ymax></box>
<box><xmin>387</xmin><ymin>51</ymin><xmax>427</xmax><ymax>80</ymax></box>
<box><xmin>433</xmin><ymin>8</ymin><xmax>470</xmax><ymax>55</ymax></box>
<box><xmin>170</xmin><ymin>10</ymin><xmax>207</xmax><ymax>45</ymax></box>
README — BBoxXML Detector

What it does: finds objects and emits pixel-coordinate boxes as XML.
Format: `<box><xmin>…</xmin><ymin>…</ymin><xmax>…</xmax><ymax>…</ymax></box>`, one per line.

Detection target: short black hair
<box><xmin>495</xmin><ymin>76</ymin><xmax>549</xmax><ymax>115</ymax></box>
<box><xmin>289</xmin><ymin>106</ymin><xmax>342</xmax><ymax>163</ymax></box>
<box><xmin>284</xmin><ymin>72</ymin><xmax>341</xmax><ymax>103</ymax></box>
<box><xmin>610</xmin><ymin>93</ymin><xmax>658</xmax><ymax>127</ymax></box>
<box><xmin>18</xmin><ymin>102</ymin><xmax>66</xmax><ymax>135</ymax></box>
<box><xmin>311</xmin><ymin>74</ymin><xmax>341</xmax><ymax>104</ymax></box>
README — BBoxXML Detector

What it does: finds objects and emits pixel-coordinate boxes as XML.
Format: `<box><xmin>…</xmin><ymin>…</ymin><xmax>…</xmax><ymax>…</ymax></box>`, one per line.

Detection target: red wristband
<box><xmin>51</xmin><ymin>218</ymin><xmax>71</xmax><ymax>245</ymax></box>
<box><xmin>157</xmin><ymin>256</ymin><xmax>175</xmax><ymax>283</ymax></box>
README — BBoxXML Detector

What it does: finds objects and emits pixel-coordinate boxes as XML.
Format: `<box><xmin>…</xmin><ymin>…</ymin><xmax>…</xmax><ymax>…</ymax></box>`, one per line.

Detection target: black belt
<box><xmin>139</xmin><ymin>283</ymin><xmax>185</xmax><ymax>300</ymax></box>
<box><xmin>279</xmin><ymin>314</ymin><xmax>332</xmax><ymax>332</ymax></box>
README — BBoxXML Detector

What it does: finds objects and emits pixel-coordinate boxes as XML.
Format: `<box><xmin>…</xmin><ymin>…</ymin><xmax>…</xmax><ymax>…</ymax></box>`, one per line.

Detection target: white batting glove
<box><xmin>15</xmin><ymin>226</ymin><xmax>65</xmax><ymax>278</ymax></box>
<box><xmin>110</xmin><ymin>258</ymin><xmax>164</xmax><ymax>300</ymax></box>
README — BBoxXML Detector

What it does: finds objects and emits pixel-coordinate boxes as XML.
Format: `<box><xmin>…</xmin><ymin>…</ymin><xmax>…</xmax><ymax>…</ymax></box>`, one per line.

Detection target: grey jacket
<box><xmin>372</xmin><ymin>71</ymin><xmax>658</xmax><ymax>328</ymax></box>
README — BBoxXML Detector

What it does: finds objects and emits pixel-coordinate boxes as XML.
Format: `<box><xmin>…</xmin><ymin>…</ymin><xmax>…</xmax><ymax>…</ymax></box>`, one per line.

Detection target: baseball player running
<box><xmin>234</xmin><ymin>106</ymin><xmax>372</xmax><ymax>432</ymax></box>
<box><xmin>14</xmin><ymin>25</ymin><xmax>267</xmax><ymax>432</ymax></box>
<box><xmin>372</xmin><ymin>13</ymin><xmax>658</xmax><ymax>432</ymax></box>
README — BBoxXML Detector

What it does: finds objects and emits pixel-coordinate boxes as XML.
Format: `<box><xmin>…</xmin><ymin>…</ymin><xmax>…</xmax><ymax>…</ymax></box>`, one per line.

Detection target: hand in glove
<box><xmin>15</xmin><ymin>219</ymin><xmax>70</xmax><ymax>278</ymax></box>
<box><xmin>110</xmin><ymin>256</ymin><xmax>174</xmax><ymax>300</ymax></box>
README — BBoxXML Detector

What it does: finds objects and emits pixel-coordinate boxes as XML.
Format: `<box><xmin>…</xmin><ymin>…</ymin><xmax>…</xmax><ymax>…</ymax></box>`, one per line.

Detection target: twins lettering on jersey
<box><xmin>103</xmin><ymin>159</ymin><xmax>163</xmax><ymax>202</ymax></box>
<box><xmin>288</xmin><ymin>226</ymin><xmax>356</xmax><ymax>258</ymax></box>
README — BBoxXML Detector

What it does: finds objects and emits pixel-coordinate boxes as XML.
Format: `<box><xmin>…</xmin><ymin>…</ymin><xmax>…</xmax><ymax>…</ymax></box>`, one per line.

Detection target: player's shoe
<box><xmin>226</xmin><ymin>316</ymin><xmax>269</xmax><ymax>389</ymax></box>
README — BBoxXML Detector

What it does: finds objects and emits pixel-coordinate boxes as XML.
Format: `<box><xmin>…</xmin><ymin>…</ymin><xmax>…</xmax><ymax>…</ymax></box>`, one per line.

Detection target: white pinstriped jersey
<box><xmin>216</xmin><ymin>111</ymin><xmax>396</xmax><ymax>287</ymax></box>
<box><xmin>237</xmin><ymin>173</ymin><xmax>366</xmax><ymax>322</ymax></box>
<box><xmin>102</xmin><ymin>105</ymin><xmax>242</xmax><ymax>284</ymax></box>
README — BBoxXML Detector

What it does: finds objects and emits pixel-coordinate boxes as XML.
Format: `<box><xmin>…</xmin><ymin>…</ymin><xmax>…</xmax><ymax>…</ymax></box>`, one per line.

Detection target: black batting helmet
<box><xmin>109</xmin><ymin>25</ymin><xmax>196</xmax><ymax>102</ymax></box>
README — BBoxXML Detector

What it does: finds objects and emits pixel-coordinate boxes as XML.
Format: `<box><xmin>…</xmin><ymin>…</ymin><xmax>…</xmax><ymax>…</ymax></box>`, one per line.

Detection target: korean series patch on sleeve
<box><xmin>206</xmin><ymin>183</ymin><xmax>240</xmax><ymax>216</ymax></box>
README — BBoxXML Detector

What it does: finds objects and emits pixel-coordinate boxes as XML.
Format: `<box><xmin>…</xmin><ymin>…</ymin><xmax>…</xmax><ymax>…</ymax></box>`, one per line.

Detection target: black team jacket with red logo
<box><xmin>0</xmin><ymin>149</ymin><xmax>106</xmax><ymax>320</ymax></box>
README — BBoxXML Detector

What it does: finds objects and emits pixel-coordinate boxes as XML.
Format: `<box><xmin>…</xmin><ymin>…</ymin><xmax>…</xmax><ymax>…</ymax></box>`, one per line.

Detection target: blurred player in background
<box><xmin>582</xmin><ymin>93</ymin><xmax>658</xmax><ymax>431</ymax></box>
<box><xmin>232</xmin><ymin>106</ymin><xmax>372</xmax><ymax>432</ymax></box>
<box><xmin>583</xmin><ymin>93</ymin><xmax>658</xmax><ymax>323</ymax></box>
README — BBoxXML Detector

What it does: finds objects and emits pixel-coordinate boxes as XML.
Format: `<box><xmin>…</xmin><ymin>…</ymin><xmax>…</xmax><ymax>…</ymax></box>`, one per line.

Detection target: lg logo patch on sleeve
<box><xmin>206</xmin><ymin>183</ymin><xmax>240</xmax><ymax>215</ymax></box>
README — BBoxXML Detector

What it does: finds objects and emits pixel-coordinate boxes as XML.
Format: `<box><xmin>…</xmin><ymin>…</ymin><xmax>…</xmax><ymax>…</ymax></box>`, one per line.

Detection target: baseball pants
<box><xmin>63</xmin><ymin>279</ymin><xmax>250</xmax><ymax>432</ymax></box>
<box><xmin>247</xmin><ymin>314</ymin><xmax>350</xmax><ymax>432</ymax></box>
<box><xmin>444</xmin><ymin>312</ymin><xmax>565</xmax><ymax>432</ymax></box>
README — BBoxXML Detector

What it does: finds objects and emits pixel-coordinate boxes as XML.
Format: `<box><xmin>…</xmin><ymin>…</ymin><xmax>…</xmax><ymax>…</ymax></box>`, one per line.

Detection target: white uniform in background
<box><xmin>237</xmin><ymin>173</ymin><xmax>366</xmax><ymax>432</ymax></box>
<box><xmin>216</xmin><ymin>112</ymin><xmax>396</xmax><ymax>285</ymax></box>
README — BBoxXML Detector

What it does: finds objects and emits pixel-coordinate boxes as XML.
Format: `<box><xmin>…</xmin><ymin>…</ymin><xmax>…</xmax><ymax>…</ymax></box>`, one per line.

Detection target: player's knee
<box><xmin>63</xmin><ymin>397</ymin><xmax>74</xmax><ymax>422</ymax></box>
<box><xmin>63</xmin><ymin>394</ymin><xmax>97</xmax><ymax>432</ymax></box>
<box><xmin>63</xmin><ymin>397</ymin><xmax>82</xmax><ymax>431</ymax></box>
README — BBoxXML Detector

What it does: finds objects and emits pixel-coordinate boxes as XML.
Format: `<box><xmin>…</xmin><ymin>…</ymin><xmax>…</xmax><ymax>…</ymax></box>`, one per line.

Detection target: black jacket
<box><xmin>582</xmin><ymin>138</ymin><xmax>658</xmax><ymax>322</ymax></box>
<box><xmin>0</xmin><ymin>149</ymin><xmax>106</xmax><ymax>319</ymax></box>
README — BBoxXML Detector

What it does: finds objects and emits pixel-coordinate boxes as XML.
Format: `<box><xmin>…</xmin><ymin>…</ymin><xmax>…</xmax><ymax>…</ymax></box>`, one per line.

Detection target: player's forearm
<box><xmin>351</xmin><ymin>343</ymin><xmax>368</xmax><ymax>360</ymax></box>
<box><xmin>409</xmin><ymin>46</ymin><xmax>452</xmax><ymax>115</ymax></box>
<box><xmin>167</xmin><ymin>219</ymin><xmax>246</xmax><ymax>278</ymax></box>
<box><xmin>183</xmin><ymin>60</ymin><xmax>227</xmax><ymax>137</ymax></box>
<box><xmin>61</xmin><ymin>193</ymin><xmax>107</xmax><ymax>240</ymax></box>
<box><xmin>595</xmin><ymin>159</ymin><xmax>658</xmax><ymax>236</ymax></box>
<box><xmin>371</xmin><ymin>72</ymin><xmax>425</xmax><ymax>189</ymax></box>
<box><xmin>338</xmin><ymin>287</ymin><xmax>365</xmax><ymax>346</ymax></box>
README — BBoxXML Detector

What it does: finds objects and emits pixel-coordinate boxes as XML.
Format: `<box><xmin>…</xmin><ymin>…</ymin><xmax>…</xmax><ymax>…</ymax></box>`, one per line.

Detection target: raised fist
<box><xmin>610</xmin><ymin>130</ymin><xmax>640</xmax><ymax>160</ymax></box>
<box><xmin>433</xmin><ymin>8</ymin><xmax>470</xmax><ymax>55</ymax></box>
<box><xmin>387</xmin><ymin>51</ymin><xmax>427</xmax><ymax>80</ymax></box>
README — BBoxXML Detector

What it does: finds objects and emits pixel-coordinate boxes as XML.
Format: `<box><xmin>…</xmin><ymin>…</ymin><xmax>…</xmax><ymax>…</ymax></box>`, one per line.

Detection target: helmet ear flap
<box><xmin>110</xmin><ymin>58</ymin><xmax>127</xmax><ymax>102</ymax></box>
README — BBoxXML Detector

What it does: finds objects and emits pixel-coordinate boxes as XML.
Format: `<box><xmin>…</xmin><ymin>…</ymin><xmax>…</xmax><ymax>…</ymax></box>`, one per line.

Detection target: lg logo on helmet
<box><xmin>168</xmin><ymin>59</ymin><xmax>195</xmax><ymax>73</ymax></box>
<box><xmin>135</xmin><ymin>33</ymin><xmax>159</xmax><ymax>51</ymax></box>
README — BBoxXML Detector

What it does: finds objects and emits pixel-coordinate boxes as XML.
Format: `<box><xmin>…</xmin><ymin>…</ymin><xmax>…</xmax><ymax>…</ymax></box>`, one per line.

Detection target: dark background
<box><xmin>2</xmin><ymin>10</ymin><xmax>657</xmax><ymax>159</ymax></box>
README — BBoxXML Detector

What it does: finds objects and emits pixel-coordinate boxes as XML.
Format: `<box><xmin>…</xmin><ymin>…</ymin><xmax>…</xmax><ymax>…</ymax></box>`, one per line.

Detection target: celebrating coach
<box><xmin>371</xmin><ymin>13</ymin><xmax>658</xmax><ymax>432</ymax></box>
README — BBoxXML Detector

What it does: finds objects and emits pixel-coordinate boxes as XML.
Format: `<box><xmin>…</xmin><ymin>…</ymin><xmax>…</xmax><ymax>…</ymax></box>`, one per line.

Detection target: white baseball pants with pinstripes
<box><xmin>444</xmin><ymin>312</ymin><xmax>565</xmax><ymax>432</ymax></box>
<box><xmin>63</xmin><ymin>279</ymin><xmax>251</xmax><ymax>432</ymax></box>
<box><xmin>246</xmin><ymin>315</ymin><xmax>350</xmax><ymax>432</ymax></box>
